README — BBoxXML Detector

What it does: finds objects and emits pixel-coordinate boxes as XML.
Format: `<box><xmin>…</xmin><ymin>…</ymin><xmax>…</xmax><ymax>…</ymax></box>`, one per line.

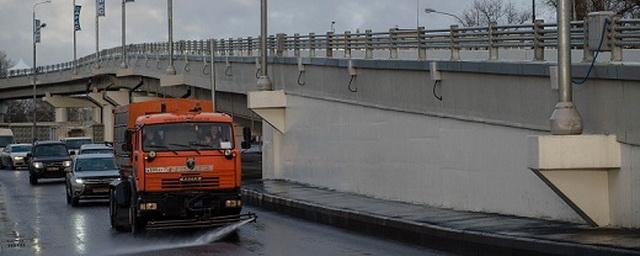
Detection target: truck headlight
<box><xmin>13</xmin><ymin>156</ymin><xmax>23</xmax><ymax>161</ymax></box>
<box><xmin>33</xmin><ymin>162</ymin><xmax>44</xmax><ymax>169</ymax></box>
<box><xmin>63</xmin><ymin>161</ymin><xmax>72</xmax><ymax>167</ymax></box>
<box><xmin>75</xmin><ymin>178</ymin><xmax>84</xmax><ymax>184</ymax></box>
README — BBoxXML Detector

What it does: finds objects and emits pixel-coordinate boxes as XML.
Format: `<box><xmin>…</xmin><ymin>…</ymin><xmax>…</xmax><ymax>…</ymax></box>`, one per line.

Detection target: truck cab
<box><xmin>109</xmin><ymin>99</ymin><xmax>251</xmax><ymax>232</ymax></box>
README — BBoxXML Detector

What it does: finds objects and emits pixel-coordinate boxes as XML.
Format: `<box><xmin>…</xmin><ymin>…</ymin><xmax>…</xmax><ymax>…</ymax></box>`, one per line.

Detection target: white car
<box><xmin>79</xmin><ymin>144</ymin><xmax>113</xmax><ymax>155</ymax></box>
<box><xmin>0</xmin><ymin>144</ymin><xmax>32</xmax><ymax>170</ymax></box>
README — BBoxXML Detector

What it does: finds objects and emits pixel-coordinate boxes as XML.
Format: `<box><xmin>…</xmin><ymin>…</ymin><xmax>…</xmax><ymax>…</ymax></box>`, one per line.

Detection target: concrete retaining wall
<box><xmin>263</xmin><ymin>95</ymin><xmax>585</xmax><ymax>224</ymax></box>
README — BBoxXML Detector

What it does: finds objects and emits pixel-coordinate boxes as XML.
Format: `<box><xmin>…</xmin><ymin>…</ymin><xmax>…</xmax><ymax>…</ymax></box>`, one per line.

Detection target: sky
<box><xmin>0</xmin><ymin>0</ymin><xmax>553</xmax><ymax>66</ymax></box>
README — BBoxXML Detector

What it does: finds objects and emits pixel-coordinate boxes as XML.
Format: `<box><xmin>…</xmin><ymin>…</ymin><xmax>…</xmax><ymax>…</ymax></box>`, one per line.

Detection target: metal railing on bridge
<box><xmin>4</xmin><ymin>17</ymin><xmax>640</xmax><ymax>79</ymax></box>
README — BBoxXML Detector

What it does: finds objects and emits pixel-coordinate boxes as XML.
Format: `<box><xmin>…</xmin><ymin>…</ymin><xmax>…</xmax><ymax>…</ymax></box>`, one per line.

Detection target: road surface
<box><xmin>0</xmin><ymin>169</ymin><xmax>449</xmax><ymax>256</ymax></box>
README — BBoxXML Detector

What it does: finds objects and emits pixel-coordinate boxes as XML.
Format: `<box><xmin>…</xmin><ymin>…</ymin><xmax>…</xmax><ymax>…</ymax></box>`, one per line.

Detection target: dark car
<box><xmin>65</xmin><ymin>153</ymin><xmax>119</xmax><ymax>206</ymax></box>
<box><xmin>27</xmin><ymin>141</ymin><xmax>73</xmax><ymax>185</ymax></box>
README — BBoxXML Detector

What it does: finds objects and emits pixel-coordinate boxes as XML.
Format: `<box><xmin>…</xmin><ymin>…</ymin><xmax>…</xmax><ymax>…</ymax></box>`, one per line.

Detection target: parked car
<box><xmin>27</xmin><ymin>141</ymin><xmax>73</xmax><ymax>185</ymax></box>
<box><xmin>60</xmin><ymin>137</ymin><xmax>93</xmax><ymax>155</ymax></box>
<box><xmin>0</xmin><ymin>144</ymin><xmax>32</xmax><ymax>170</ymax></box>
<box><xmin>78</xmin><ymin>144</ymin><xmax>113</xmax><ymax>155</ymax></box>
<box><xmin>65</xmin><ymin>153</ymin><xmax>119</xmax><ymax>206</ymax></box>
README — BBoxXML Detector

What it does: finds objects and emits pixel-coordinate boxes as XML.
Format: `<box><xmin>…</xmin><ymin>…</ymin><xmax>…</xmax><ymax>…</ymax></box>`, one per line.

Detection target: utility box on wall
<box><xmin>587</xmin><ymin>11</ymin><xmax>615</xmax><ymax>51</ymax></box>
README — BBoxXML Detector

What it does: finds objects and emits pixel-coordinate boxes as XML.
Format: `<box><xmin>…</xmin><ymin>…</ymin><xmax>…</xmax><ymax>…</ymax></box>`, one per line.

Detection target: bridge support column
<box><xmin>88</xmin><ymin>89</ymin><xmax>131</xmax><ymax>143</ymax></box>
<box><xmin>43</xmin><ymin>93</ymin><xmax>100</xmax><ymax>140</ymax></box>
<box><xmin>54</xmin><ymin>108</ymin><xmax>68</xmax><ymax>123</ymax></box>
<box><xmin>0</xmin><ymin>102</ymin><xmax>7</xmax><ymax>123</ymax></box>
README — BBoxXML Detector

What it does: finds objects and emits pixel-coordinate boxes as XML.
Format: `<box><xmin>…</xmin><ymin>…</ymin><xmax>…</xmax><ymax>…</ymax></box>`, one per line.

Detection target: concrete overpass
<box><xmin>1</xmin><ymin>18</ymin><xmax>640</xmax><ymax>228</ymax></box>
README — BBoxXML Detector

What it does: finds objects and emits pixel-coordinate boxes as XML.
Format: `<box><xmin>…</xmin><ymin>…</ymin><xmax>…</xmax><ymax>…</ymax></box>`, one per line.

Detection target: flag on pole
<box><xmin>35</xmin><ymin>19</ymin><xmax>42</xmax><ymax>43</ymax></box>
<box><xmin>74</xmin><ymin>5</ymin><xmax>82</xmax><ymax>31</ymax></box>
<box><xmin>97</xmin><ymin>0</ymin><xmax>105</xmax><ymax>17</ymax></box>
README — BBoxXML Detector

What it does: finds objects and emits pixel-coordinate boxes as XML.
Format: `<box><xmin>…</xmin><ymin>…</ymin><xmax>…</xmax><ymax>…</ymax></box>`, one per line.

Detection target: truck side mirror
<box><xmin>242</xmin><ymin>127</ymin><xmax>252</xmax><ymax>149</ymax></box>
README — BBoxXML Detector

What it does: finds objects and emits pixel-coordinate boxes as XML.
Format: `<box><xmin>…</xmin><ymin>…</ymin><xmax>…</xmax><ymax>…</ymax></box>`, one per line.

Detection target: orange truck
<box><xmin>109</xmin><ymin>99</ymin><xmax>254</xmax><ymax>232</ymax></box>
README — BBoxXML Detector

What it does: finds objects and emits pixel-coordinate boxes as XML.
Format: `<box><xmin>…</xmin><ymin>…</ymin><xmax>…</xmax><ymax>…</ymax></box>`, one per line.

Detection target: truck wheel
<box><xmin>110</xmin><ymin>190</ymin><xmax>131</xmax><ymax>232</ymax></box>
<box><xmin>129</xmin><ymin>206</ymin><xmax>146</xmax><ymax>234</ymax></box>
<box><xmin>29</xmin><ymin>174</ymin><xmax>38</xmax><ymax>185</ymax></box>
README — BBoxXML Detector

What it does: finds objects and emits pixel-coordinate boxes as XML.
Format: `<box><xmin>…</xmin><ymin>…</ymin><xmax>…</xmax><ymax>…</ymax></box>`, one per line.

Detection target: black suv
<box><xmin>27</xmin><ymin>141</ymin><xmax>73</xmax><ymax>185</ymax></box>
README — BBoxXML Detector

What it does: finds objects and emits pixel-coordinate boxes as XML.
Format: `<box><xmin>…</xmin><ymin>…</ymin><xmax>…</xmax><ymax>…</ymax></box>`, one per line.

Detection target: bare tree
<box><xmin>6</xmin><ymin>99</ymin><xmax>54</xmax><ymax>123</ymax></box>
<box><xmin>0</xmin><ymin>50</ymin><xmax>14</xmax><ymax>78</ymax></box>
<box><xmin>545</xmin><ymin>0</ymin><xmax>640</xmax><ymax>19</ymax></box>
<box><xmin>461</xmin><ymin>0</ymin><xmax>532</xmax><ymax>27</ymax></box>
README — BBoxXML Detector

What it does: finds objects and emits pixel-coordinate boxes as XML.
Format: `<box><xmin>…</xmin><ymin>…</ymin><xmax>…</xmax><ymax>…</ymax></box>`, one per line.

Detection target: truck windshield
<box><xmin>0</xmin><ymin>136</ymin><xmax>14</xmax><ymax>148</ymax></box>
<box><xmin>143</xmin><ymin>123</ymin><xmax>233</xmax><ymax>152</ymax></box>
<box><xmin>64</xmin><ymin>139</ymin><xmax>92</xmax><ymax>150</ymax></box>
<box><xmin>75</xmin><ymin>157</ymin><xmax>117</xmax><ymax>172</ymax></box>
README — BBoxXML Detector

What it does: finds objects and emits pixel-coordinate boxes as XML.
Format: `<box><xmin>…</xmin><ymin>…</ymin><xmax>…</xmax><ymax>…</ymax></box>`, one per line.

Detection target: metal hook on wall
<box><xmin>224</xmin><ymin>57</ymin><xmax>232</xmax><ymax>77</ymax></box>
<box><xmin>432</xmin><ymin>80</ymin><xmax>443</xmax><ymax>101</ymax></box>
<box><xmin>347</xmin><ymin>59</ymin><xmax>357</xmax><ymax>92</ymax></box>
<box><xmin>183</xmin><ymin>54</ymin><xmax>190</xmax><ymax>72</ymax></box>
<box><xmin>297</xmin><ymin>57</ymin><xmax>306</xmax><ymax>86</ymax></box>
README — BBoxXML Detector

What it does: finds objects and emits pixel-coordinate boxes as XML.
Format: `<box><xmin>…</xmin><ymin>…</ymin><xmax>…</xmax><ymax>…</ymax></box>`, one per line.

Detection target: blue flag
<box><xmin>97</xmin><ymin>0</ymin><xmax>105</xmax><ymax>17</ymax></box>
<box><xmin>74</xmin><ymin>5</ymin><xmax>82</xmax><ymax>31</ymax></box>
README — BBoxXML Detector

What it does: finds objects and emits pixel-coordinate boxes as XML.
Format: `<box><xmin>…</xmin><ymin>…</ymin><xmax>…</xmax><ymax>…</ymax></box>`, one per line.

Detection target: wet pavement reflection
<box><xmin>0</xmin><ymin>169</ymin><xmax>446</xmax><ymax>256</ymax></box>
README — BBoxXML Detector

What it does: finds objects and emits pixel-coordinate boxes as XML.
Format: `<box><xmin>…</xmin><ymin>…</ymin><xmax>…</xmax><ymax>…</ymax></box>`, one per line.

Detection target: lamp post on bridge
<box><xmin>256</xmin><ymin>0</ymin><xmax>272</xmax><ymax>90</ymax></box>
<box><xmin>95</xmin><ymin>0</ymin><xmax>105</xmax><ymax>69</ymax></box>
<box><xmin>550</xmin><ymin>0</ymin><xmax>582</xmax><ymax>135</ymax></box>
<box><xmin>73</xmin><ymin>0</ymin><xmax>78</xmax><ymax>75</ymax></box>
<box><xmin>165</xmin><ymin>0</ymin><xmax>176</xmax><ymax>75</ymax></box>
<box><xmin>121</xmin><ymin>0</ymin><xmax>135</xmax><ymax>69</ymax></box>
<box><xmin>424</xmin><ymin>8</ymin><xmax>464</xmax><ymax>25</ymax></box>
<box><xmin>32</xmin><ymin>0</ymin><xmax>51</xmax><ymax>143</ymax></box>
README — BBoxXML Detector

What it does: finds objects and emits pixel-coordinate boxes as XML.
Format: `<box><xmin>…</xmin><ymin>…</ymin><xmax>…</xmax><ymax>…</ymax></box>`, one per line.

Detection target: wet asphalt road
<box><xmin>0</xmin><ymin>169</ymin><xmax>448</xmax><ymax>256</ymax></box>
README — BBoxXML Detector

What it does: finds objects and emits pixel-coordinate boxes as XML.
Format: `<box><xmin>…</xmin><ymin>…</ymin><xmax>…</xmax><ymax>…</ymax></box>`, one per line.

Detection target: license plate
<box><xmin>46</xmin><ymin>167</ymin><xmax>59</xmax><ymax>171</ymax></box>
<box><xmin>93</xmin><ymin>188</ymin><xmax>109</xmax><ymax>193</ymax></box>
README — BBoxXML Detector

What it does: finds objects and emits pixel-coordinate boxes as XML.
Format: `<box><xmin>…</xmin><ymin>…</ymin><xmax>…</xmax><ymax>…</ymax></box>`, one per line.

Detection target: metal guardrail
<box><xmin>4</xmin><ymin>18</ymin><xmax>640</xmax><ymax>79</ymax></box>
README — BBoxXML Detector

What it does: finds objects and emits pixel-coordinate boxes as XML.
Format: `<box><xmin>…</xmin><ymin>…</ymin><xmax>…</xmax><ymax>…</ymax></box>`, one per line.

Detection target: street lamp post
<box><xmin>532</xmin><ymin>0</ymin><xmax>536</xmax><ymax>23</ymax></box>
<box><xmin>424</xmin><ymin>8</ymin><xmax>464</xmax><ymax>25</ymax></box>
<box><xmin>165</xmin><ymin>0</ymin><xmax>176</xmax><ymax>75</ymax></box>
<box><xmin>121</xmin><ymin>0</ymin><xmax>130</xmax><ymax>69</ymax></box>
<box><xmin>73</xmin><ymin>0</ymin><xmax>78</xmax><ymax>75</ymax></box>
<box><xmin>256</xmin><ymin>0</ymin><xmax>272</xmax><ymax>90</ymax></box>
<box><xmin>32</xmin><ymin>0</ymin><xmax>51</xmax><ymax>142</ymax></box>
<box><xmin>95</xmin><ymin>0</ymin><xmax>101</xmax><ymax>69</ymax></box>
<box><xmin>549</xmin><ymin>0</ymin><xmax>582</xmax><ymax>134</ymax></box>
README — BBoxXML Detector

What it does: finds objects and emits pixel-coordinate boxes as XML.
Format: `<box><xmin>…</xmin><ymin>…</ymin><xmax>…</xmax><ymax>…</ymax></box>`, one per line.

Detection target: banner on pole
<box><xmin>35</xmin><ymin>19</ymin><xmax>42</xmax><ymax>43</ymax></box>
<box><xmin>97</xmin><ymin>0</ymin><xmax>105</xmax><ymax>17</ymax></box>
<box><xmin>74</xmin><ymin>5</ymin><xmax>82</xmax><ymax>31</ymax></box>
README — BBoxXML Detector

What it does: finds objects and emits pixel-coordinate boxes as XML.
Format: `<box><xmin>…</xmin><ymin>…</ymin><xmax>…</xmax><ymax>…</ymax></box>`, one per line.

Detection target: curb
<box><xmin>241</xmin><ymin>188</ymin><xmax>640</xmax><ymax>256</ymax></box>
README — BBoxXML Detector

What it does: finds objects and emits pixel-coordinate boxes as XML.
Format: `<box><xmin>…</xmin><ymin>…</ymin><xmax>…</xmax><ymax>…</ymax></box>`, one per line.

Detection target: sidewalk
<box><xmin>241</xmin><ymin>180</ymin><xmax>640</xmax><ymax>256</ymax></box>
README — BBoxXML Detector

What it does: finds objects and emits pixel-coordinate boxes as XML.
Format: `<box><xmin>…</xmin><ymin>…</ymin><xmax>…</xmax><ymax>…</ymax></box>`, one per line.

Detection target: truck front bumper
<box><xmin>136</xmin><ymin>190</ymin><xmax>243</xmax><ymax>221</ymax></box>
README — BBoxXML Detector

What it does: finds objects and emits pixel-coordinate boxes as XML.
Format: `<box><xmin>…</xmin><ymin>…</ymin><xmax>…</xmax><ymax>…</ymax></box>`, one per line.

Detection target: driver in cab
<box><xmin>144</xmin><ymin>130</ymin><xmax>164</xmax><ymax>147</ymax></box>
